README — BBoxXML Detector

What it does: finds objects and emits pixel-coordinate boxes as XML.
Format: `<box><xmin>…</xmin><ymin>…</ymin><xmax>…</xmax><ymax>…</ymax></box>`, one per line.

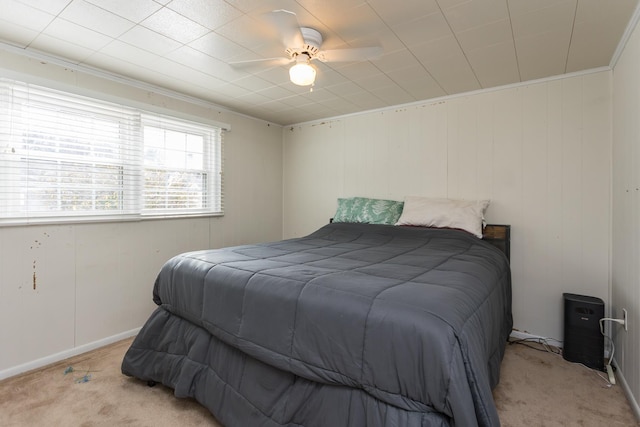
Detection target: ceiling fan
<box><xmin>229</xmin><ymin>9</ymin><xmax>383</xmax><ymax>87</ymax></box>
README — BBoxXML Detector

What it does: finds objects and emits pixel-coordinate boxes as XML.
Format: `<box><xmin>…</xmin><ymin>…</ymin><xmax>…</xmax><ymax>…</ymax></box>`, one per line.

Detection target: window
<box><xmin>0</xmin><ymin>79</ymin><xmax>224</xmax><ymax>225</ymax></box>
<box><xmin>142</xmin><ymin>115</ymin><xmax>222</xmax><ymax>215</ymax></box>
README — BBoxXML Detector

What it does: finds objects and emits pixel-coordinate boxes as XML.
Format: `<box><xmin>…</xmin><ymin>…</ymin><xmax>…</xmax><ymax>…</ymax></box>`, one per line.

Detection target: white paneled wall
<box><xmin>612</xmin><ymin>10</ymin><xmax>640</xmax><ymax>418</ymax></box>
<box><xmin>0</xmin><ymin>225</ymin><xmax>77</xmax><ymax>367</ymax></box>
<box><xmin>283</xmin><ymin>71</ymin><xmax>611</xmax><ymax>344</ymax></box>
<box><xmin>0</xmin><ymin>51</ymin><xmax>283</xmax><ymax>377</ymax></box>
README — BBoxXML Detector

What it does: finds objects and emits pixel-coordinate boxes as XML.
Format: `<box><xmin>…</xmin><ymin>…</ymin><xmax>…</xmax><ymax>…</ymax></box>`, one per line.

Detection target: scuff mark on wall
<box><xmin>31</xmin><ymin>243</ymin><xmax>40</xmax><ymax>291</ymax></box>
<box><xmin>29</xmin><ymin>232</ymin><xmax>49</xmax><ymax>290</ymax></box>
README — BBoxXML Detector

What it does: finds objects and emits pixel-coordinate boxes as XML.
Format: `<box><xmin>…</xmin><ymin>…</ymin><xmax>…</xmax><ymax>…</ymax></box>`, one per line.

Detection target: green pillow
<box><xmin>333</xmin><ymin>197</ymin><xmax>404</xmax><ymax>225</ymax></box>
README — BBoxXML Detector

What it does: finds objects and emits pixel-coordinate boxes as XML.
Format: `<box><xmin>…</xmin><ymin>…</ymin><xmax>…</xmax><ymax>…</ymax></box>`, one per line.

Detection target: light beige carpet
<box><xmin>0</xmin><ymin>338</ymin><xmax>638</xmax><ymax>427</ymax></box>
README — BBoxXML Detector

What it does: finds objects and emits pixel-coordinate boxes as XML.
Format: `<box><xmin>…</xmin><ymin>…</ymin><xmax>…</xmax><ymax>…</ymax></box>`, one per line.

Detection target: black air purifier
<box><xmin>562</xmin><ymin>293</ymin><xmax>604</xmax><ymax>371</ymax></box>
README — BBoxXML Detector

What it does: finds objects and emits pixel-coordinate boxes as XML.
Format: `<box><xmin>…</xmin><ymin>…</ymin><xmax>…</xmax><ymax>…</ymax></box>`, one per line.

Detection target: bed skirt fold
<box><xmin>122</xmin><ymin>307</ymin><xmax>450</xmax><ymax>427</ymax></box>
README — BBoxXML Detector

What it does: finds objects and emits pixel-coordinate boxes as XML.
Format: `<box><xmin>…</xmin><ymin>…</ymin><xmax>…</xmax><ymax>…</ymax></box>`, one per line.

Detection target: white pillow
<box><xmin>395</xmin><ymin>196</ymin><xmax>490</xmax><ymax>238</ymax></box>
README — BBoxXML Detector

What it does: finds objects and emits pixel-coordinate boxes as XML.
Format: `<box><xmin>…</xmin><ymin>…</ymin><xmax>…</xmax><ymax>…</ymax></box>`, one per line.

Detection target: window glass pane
<box><xmin>144</xmin><ymin>169</ymin><xmax>206</xmax><ymax>209</ymax></box>
<box><xmin>186</xmin><ymin>134</ymin><xmax>204</xmax><ymax>169</ymax></box>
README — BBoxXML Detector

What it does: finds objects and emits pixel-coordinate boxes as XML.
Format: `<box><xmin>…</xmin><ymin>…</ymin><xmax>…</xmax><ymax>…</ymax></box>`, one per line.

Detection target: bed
<box><xmin>121</xmin><ymin>207</ymin><xmax>512</xmax><ymax>427</ymax></box>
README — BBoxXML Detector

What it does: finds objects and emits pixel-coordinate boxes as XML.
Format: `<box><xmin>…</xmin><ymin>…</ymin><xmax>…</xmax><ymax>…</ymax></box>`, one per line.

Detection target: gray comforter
<box><xmin>122</xmin><ymin>223</ymin><xmax>512</xmax><ymax>427</ymax></box>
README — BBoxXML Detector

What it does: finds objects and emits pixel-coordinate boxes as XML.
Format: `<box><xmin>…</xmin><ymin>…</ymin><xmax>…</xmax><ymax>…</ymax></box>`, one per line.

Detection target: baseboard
<box><xmin>0</xmin><ymin>327</ymin><xmax>140</xmax><ymax>381</ymax></box>
<box><xmin>612</xmin><ymin>358</ymin><xmax>640</xmax><ymax>422</ymax></box>
<box><xmin>509</xmin><ymin>329</ymin><xmax>619</xmax><ymax>358</ymax></box>
<box><xmin>509</xmin><ymin>329</ymin><xmax>563</xmax><ymax>348</ymax></box>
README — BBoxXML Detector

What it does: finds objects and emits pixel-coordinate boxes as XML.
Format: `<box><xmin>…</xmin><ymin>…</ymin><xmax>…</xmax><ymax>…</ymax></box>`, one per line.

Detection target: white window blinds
<box><xmin>0</xmin><ymin>79</ymin><xmax>224</xmax><ymax>225</ymax></box>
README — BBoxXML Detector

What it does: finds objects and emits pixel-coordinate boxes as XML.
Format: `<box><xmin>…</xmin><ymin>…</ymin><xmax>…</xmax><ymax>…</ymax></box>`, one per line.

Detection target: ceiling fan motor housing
<box><xmin>286</xmin><ymin>27</ymin><xmax>322</xmax><ymax>58</ymax></box>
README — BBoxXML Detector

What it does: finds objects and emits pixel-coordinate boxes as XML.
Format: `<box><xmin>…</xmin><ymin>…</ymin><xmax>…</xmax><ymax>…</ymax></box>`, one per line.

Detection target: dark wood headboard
<box><xmin>483</xmin><ymin>224</ymin><xmax>511</xmax><ymax>261</ymax></box>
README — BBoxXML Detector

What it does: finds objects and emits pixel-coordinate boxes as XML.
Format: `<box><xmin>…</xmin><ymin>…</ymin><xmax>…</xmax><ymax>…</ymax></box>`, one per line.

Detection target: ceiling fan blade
<box><xmin>316</xmin><ymin>46</ymin><xmax>383</xmax><ymax>63</ymax></box>
<box><xmin>265</xmin><ymin>9</ymin><xmax>304</xmax><ymax>48</ymax></box>
<box><xmin>229</xmin><ymin>57</ymin><xmax>294</xmax><ymax>68</ymax></box>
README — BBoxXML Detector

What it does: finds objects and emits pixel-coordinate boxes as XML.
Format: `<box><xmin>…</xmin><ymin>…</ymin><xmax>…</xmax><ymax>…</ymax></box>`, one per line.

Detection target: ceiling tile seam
<box><xmin>434</xmin><ymin>0</ymin><xmax>482</xmax><ymax>89</ymax></box>
<box><xmin>55</xmin><ymin>0</ymin><xmax>72</xmax><ymax>18</ymax></box>
<box><xmin>86</xmin><ymin>0</ymin><xmax>159</xmax><ymax>25</ymax></box>
<box><xmin>113</xmin><ymin>28</ymin><xmax>211</xmax><ymax>71</ymax></box>
<box><xmin>139</xmin><ymin>13</ymin><xmax>202</xmax><ymax>56</ymax></box>
<box><xmin>33</xmin><ymin>33</ymin><xmax>98</xmax><ymax>65</ymax></box>
<box><xmin>257</xmin><ymin>89</ymin><xmax>323</xmax><ymax>108</ymax></box>
<box><xmin>314</xmin><ymin>65</ymin><xmax>388</xmax><ymax>105</ymax></box>
<box><xmin>57</xmin><ymin>16</ymin><xmax>125</xmax><ymax>43</ymax></box>
<box><xmin>367</xmin><ymin>78</ymin><xmax>415</xmax><ymax>102</ymax></box>
<box><xmin>221</xmin><ymin>0</ymin><xmax>249</xmax><ymax>14</ymax></box>
<box><xmin>93</xmin><ymin>40</ymin><xmax>172</xmax><ymax>73</ymax></box>
<box><xmin>365</xmin><ymin>1</ymin><xmax>447</xmax><ymax>96</ymax></box>
<box><xmin>24</xmin><ymin>1</ymin><xmax>65</xmax><ymax>51</ymax></box>
<box><xmin>505</xmin><ymin>0</ymin><xmax>522</xmax><ymax>82</ymax></box>
<box><xmin>60</xmin><ymin>2</ymin><xmax>137</xmax><ymax>40</ymax></box>
<box><xmin>163</xmin><ymin>2</ymin><xmax>236</xmax><ymax>33</ymax></box>
<box><xmin>563</xmin><ymin>0</ymin><xmax>579</xmax><ymax>74</ymax></box>
<box><xmin>189</xmin><ymin>23</ymin><xmax>247</xmax><ymax>63</ymax></box>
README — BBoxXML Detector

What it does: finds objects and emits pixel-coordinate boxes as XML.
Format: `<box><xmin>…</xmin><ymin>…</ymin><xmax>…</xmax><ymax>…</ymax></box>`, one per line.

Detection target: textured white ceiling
<box><xmin>1</xmin><ymin>0</ymin><xmax>638</xmax><ymax>125</ymax></box>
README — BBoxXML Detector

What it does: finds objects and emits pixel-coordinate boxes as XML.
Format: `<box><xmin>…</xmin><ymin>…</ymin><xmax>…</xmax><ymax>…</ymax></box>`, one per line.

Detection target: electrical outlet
<box><xmin>623</xmin><ymin>308</ymin><xmax>628</xmax><ymax>331</ymax></box>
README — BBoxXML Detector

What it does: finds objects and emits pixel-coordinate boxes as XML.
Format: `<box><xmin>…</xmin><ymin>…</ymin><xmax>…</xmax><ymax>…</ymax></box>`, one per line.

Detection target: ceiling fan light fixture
<box><xmin>289</xmin><ymin>55</ymin><xmax>316</xmax><ymax>86</ymax></box>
